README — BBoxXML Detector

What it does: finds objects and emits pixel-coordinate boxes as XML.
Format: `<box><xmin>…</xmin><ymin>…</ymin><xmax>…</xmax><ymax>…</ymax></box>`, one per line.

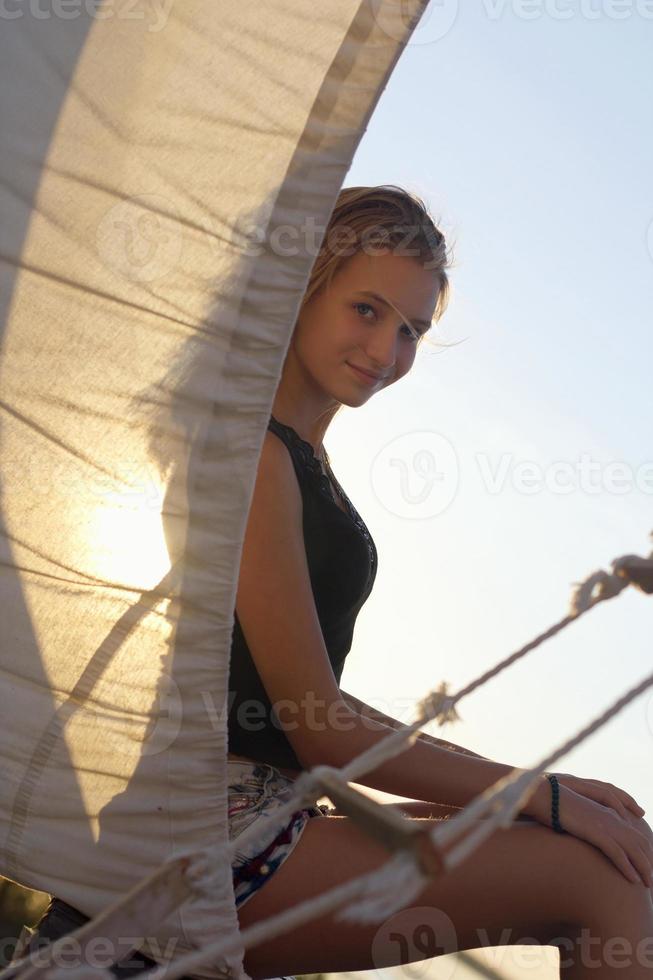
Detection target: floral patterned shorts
<box><xmin>228</xmin><ymin>759</ymin><xmax>334</xmax><ymax>910</ymax></box>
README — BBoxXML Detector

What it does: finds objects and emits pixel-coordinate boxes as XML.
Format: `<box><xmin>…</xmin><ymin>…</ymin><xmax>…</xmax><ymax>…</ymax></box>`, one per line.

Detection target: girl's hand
<box><xmin>548</xmin><ymin>771</ymin><xmax>646</xmax><ymax>822</ymax></box>
<box><xmin>530</xmin><ymin>781</ymin><xmax>653</xmax><ymax>889</ymax></box>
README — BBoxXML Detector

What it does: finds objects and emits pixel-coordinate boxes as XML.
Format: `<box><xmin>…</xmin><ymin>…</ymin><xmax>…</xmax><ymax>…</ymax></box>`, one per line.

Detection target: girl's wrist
<box><xmin>522</xmin><ymin>773</ymin><xmax>553</xmax><ymax>824</ymax></box>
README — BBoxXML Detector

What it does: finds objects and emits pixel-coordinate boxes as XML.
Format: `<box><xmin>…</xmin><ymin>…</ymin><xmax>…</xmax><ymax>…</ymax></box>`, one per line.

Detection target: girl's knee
<box><xmin>558</xmin><ymin>833</ymin><xmax>653</xmax><ymax>930</ymax></box>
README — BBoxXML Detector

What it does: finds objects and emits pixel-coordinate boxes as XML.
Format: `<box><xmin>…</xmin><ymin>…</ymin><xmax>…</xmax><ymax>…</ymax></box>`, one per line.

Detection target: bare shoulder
<box><xmin>259</xmin><ymin>426</ymin><xmax>301</xmax><ymax>483</ymax></box>
<box><xmin>235</xmin><ymin>425</ymin><xmax>344</xmax><ymax>769</ymax></box>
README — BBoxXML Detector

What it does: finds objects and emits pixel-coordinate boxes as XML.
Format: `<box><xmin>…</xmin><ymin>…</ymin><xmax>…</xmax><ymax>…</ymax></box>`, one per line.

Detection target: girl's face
<box><xmin>290</xmin><ymin>248</ymin><xmax>441</xmax><ymax>407</ymax></box>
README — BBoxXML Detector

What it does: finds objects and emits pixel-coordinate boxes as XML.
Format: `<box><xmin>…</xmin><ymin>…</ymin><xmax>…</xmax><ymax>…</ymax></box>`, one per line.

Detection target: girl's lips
<box><xmin>347</xmin><ymin>362</ymin><xmax>381</xmax><ymax>386</ymax></box>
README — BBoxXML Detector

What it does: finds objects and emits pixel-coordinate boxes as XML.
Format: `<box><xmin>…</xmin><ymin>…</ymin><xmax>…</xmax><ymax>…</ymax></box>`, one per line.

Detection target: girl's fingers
<box><xmin>564</xmin><ymin>773</ymin><xmax>646</xmax><ymax>817</ymax></box>
<box><xmin>610</xmin><ymin>844</ymin><xmax>642</xmax><ymax>884</ymax></box>
<box><xmin>587</xmin><ymin>789</ymin><xmax>629</xmax><ymax>820</ymax></box>
<box><xmin>604</xmin><ymin>839</ymin><xmax>648</xmax><ymax>887</ymax></box>
<box><xmin>633</xmin><ymin>845</ymin><xmax>653</xmax><ymax>888</ymax></box>
<box><xmin>605</xmin><ymin>781</ymin><xmax>645</xmax><ymax>816</ymax></box>
<box><xmin>618</xmin><ymin>827</ymin><xmax>653</xmax><ymax>886</ymax></box>
<box><xmin>631</xmin><ymin>822</ymin><xmax>653</xmax><ymax>858</ymax></box>
<box><xmin>618</xmin><ymin>790</ymin><xmax>646</xmax><ymax>817</ymax></box>
<box><xmin>608</xmin><ymin>796</ymin><xmax>630</xmax><ymax>821</ymax></box>
<box><xmin>578</xmin><ymin>779</ymin><xmax>645</xmax><ymax>819</ymax></box>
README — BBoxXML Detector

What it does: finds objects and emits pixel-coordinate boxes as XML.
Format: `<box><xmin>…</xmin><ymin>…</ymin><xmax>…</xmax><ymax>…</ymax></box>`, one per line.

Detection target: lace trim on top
<box><xmin>268</xmin><ymin>414</ymin><xmax>377</xmax><ymax>582</ymax></box>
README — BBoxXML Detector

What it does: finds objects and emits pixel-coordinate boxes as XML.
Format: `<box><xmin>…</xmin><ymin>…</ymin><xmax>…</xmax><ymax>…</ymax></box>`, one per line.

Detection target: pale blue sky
<box><xmin>323</xmin><ymin>8</ymin><xmax>652</xmax><ymax>973</ymax></box>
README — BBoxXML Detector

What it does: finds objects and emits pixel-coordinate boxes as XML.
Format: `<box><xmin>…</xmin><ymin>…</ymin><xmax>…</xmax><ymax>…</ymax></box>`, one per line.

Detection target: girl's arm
<box><xmin>339</xmin><ymin>689</ymin><xmax>492</xmax><ymax>762</ymax></box>
<box><xmin>339</xmin><ymin>688</ymin><xmax>541</xmax><ymax>820</ymax></box>
<box><xmin>310</xmin><ymin>697</ymin><xmax>550</xmax><ymax>818</ymax></box>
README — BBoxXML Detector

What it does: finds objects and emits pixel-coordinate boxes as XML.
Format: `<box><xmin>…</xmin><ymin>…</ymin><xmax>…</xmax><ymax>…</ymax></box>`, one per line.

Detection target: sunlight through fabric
<box><xmin>0</xmin><ymin>2</ymin><xmax>431</xmax><ymax>978</ymax></box>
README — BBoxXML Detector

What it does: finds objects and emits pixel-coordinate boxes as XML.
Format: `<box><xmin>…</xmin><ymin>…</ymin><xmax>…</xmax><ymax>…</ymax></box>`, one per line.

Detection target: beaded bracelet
<box><xmin>545</xmin><ymin>773</ymin><xmax>565</xmax><ymax>834</ymax></box>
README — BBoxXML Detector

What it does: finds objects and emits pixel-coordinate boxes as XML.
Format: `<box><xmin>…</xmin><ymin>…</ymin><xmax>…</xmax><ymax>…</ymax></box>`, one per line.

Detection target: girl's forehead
<box><xmin>340</xmin><ymin>248</ymin><xmax>434</xmax><ymax>280</ymax></box>
<box><xmin>334</xmin><ymin>252</ymin><xmax>440</xmax><ymax>309</ymax></box>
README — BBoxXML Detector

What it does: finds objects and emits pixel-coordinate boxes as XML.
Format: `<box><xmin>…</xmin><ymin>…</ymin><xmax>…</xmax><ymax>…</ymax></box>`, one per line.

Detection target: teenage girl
<box><xmin>227</xmin><ymin>185</ymin><xmax>653</xmax><ymax>979</ymax></box>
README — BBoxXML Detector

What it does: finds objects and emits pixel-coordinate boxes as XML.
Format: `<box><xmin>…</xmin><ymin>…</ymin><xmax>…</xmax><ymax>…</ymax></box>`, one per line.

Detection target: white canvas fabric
<box><xmin>0</xmin><ymin>2</ymin><xmax>428</xmax><ymax>977</ymax></box>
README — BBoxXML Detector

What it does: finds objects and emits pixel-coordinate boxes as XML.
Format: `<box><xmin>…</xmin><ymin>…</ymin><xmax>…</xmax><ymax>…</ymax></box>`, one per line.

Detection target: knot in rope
<box><xmin>293</xmin><ymin>763</ymin><xmax>341</xmax><ymax>809</ymax></box>
<box><xmin>416</xmin><ymin>680</ymin><xmax>461</xmax><ymax>727</ymax></box>
<box><xmin>570</xmin><ymin>534</ymin><xmax>653</xmax><ymax>613</ymax></box>
<box><xmin>611</xmin><ymin>553</ymin><xmax>653</xmax><ymax>595</ymax></box>
<box><xmin>569</xmin><ymin>568</ymin><xmax>629</xmax><ymax>614</ymax></box>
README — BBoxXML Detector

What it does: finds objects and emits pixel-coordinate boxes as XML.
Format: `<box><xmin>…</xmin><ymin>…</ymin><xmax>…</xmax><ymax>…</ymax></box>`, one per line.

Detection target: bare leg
<box><xmin>235</xmin><ymin>811</ymin><xmax>653</xmax><ymax>979</ymax></box>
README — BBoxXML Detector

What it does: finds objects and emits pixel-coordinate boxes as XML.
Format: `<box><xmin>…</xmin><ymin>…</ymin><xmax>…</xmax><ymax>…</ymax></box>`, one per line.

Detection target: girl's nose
<box><xmin>364</xmin><ymin>330</ymin><xmax>398</xmax><ymax>373</ymax></box>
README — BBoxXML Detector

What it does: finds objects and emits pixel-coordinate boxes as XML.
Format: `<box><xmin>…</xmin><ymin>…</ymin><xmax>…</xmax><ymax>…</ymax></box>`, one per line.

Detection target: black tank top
<box><xmin>227</xmin><ymin>413</ymin><xmax>378</xmax><ymax>770</ymax></box>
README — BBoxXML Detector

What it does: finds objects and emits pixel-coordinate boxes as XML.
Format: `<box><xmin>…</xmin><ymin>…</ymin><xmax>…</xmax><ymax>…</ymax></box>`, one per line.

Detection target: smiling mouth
<box><xmin>347</xmin><ymin>362</ymin><xmax>385</xmax><ymax>382</ymax></box>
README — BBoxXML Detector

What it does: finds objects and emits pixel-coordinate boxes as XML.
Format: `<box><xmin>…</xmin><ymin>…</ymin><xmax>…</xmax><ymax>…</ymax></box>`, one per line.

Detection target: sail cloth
<box><xmin>0</xmin><ymin>1</ymin><xmax>429</xmax><ymax>977</ymax></box>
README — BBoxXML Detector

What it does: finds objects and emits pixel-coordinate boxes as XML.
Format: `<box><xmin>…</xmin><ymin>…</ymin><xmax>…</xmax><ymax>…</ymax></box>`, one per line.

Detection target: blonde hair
<box><xmin>300</xmin><ymin>184</ymin><xmax>454</xmax><ymax>347</ymax></box>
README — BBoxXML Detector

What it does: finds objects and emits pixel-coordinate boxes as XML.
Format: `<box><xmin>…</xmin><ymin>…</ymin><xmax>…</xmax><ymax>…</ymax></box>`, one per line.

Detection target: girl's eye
<box><xmin>353</xmin><ymin>302</ymin><xmax>419</xmax><ymax>342</ymax></box>
<box><xmin>353</xmin><ymin>301</ymin><xmax>376</xmax><ymax>321</ymax></box>
<box><xmin>399</xmin><ymin>323</ymin><xmax>419</xmax><ymax>342</ymax></box>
